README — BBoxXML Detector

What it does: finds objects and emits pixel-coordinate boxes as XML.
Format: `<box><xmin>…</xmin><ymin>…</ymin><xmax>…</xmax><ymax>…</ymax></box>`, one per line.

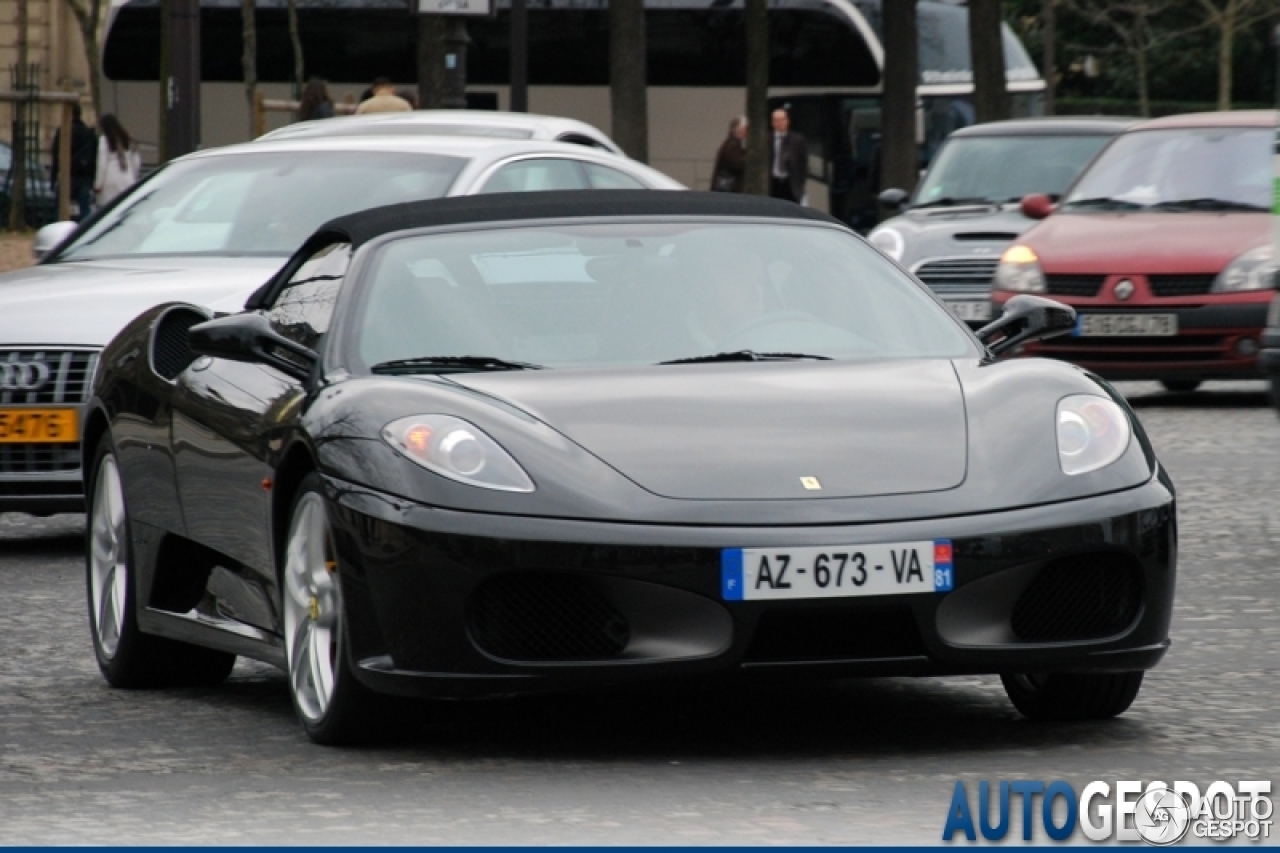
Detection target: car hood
<box><xmin>455</xmin><ymin>360</ymin><xmax>968</xmax><ymax>501</ymax></box>
<box><xmin>889</xmin><ymin>206</ymin><xmax>1034</xmax><ymax>270</ymax></box>
<box><xmin>0</xmin><ymin>257</ymin><xmax>282</xmax><ymax>347</ymax></box>
<box><xmin>1021</xmin><ymin>211</ymin><xmax>1270</xmax><ymax>273</ymax></box>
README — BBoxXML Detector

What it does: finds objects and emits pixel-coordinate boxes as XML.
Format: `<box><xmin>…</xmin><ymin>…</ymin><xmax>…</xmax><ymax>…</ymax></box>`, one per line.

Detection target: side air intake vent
<box><xmin>1011</xmin><ymin>552</ymin><xmax>1142</xmax><ymax>642</ymax></box>
<box><xmin>152</xmin><ymin>308</ymin><xmax>209</xmax><ymax>380</ymax></box>
<box><xmin>469</xmin><ymin>573</ymin><xmax>631</xmax><ymax>661</ymax></box>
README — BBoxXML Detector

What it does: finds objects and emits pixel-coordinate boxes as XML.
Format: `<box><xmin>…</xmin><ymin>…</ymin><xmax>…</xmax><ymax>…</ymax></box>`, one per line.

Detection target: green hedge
<box><xmin>1053</xmin><ymin>98</ymin><xmax>1273</xmax><ymax>118</ymax></box>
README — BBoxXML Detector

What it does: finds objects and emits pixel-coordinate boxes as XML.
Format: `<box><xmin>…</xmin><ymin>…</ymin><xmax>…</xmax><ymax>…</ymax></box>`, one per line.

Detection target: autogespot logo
<box><xmin>942</xmin><ymin>780</ymin><xmax>1273</xmax><ymax>844</ymax></box>
<box><xmin>0</xmin><ymin>360</ymin><xmax>51</xmax><ymax>392</ymax></box>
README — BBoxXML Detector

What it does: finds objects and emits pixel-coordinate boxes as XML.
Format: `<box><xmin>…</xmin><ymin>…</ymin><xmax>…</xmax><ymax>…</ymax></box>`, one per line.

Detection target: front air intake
<box><xmin>469</xmin><ymin>573</ymin><xmax>630</xmax><ymax>662</ymax></box>
<box><xmin>1011</xmin><ymin>553</ymin><xmax>1142</xmax><ymax>642</ymax></box>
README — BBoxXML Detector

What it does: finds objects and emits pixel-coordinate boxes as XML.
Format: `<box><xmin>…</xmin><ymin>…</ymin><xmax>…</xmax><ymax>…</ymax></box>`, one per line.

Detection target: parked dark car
<box><xmin>1262</xmin><ymin>291</ymin><xmax>1279</xmax><ymax>412</ymax></box>
<box><xmin>84</xmin><ymin>191</ymin><xmax>1174</xmax><ymax>744</ymax></box>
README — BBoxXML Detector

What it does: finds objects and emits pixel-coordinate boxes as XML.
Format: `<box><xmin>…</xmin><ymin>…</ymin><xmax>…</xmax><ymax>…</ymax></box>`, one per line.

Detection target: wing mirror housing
<box><xmin>975</xmin><ymin>294</ymin><xmax>1077</xmax><ymax>357</ymax></box>
<box><xmin>1020</xmin><ymin>193</ymin><xmax>1054</xmax><ymax>220</ymax></box>
<box><xmin>188</xmin><ymin>313</ymin><xmax>318</xmax><ymax>382</ymax></box>
<box><xmin>878</xmin><ymin>188</ymin><xmax>909</xmax><ymax>211</ymax></box>
<box><xmin>32</xmin><ymin>221</ymin><xmax>78</xmax><ymax>260</ymax></box>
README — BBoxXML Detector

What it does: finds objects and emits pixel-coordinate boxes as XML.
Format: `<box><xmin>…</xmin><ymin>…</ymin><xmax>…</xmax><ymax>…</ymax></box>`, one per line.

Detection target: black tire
<box><xmin>1160</xmin><ymin>380</ymin><xmax>1201</xmax><ymax>393</ymax></box>
<box><xmin>85</xmin><ymin>438</ymin><xmax>236</xmax><ymax>689</ymax></box>
<box><xmin>1000</xmin><ymin>671</ymin><xmax>1144</xmax><ymax>721</ymax></box>
<box><xmin>281</xmin><ymin>472</ymin><xmax>377</xmax><ymax>745</ymax></box>
<box><xmin>1271</xmin><ymin>376</ymin><xmax>1280</xmax><ymax>417</ymax></box>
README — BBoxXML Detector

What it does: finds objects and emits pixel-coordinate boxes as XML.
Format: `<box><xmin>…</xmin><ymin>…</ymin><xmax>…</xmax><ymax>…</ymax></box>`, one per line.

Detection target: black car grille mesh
<box><xmin>1011</xmin><ymin>553</ymin><xmax>1142</xmax><ymax>642</ymax></box>
<box><xmin>1046</xmin><ymin>275</ymin><xmax>1105</xmax><ymax>297</ymax></box>
<box><xmin>0</xmin><ymin>349</ymin><xmax>97</xmax><ymax>406</ymax></box>
<box><xmin>152</xmin><ymin>309</ymin><xmax>207</xmax><ymax>380</ymax></box>
<box><xmin>0</xmin><ymin>443</ymin><xmax>81</xmax><ymax>474</ymax></box>
<box><xmin>1148</xmin><ymin>274</ymin><xmax>1215</xmax><ymax>297</ymax></box>
<box><xmin>914</xmin><ymin>258</ymin><xmax>999</xmax><ymax>292</ymax></box>
<box><xmin>469</xmin><ymin>573</ymin><xmax>631</xmax><ymax>661</ymax></box>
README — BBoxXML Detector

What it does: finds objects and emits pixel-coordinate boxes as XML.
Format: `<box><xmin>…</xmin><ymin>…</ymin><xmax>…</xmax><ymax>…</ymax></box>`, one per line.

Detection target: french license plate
<box><xmin>946</xmin><ymin>300</ymin><xmax>992</xmax><ymax>323</ymax></box>
<box><xmin>1075</xmin><ymin>314</ymin><xmax>1178</xmax><ymax>337</ymax></box>
<box><xmin>722</xmin><ymin>540</ymin><xmax>953</xmax><ymax>601</ymax></box>
<box><xmin>0</xmin><ymin>408</ymin><xmax>80</xmax><ymax>443</ymax></box>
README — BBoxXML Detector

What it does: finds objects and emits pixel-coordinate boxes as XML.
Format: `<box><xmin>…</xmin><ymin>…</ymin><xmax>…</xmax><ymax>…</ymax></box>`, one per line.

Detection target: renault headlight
<box><xmin>1056</xmin><ymin>395</ymin><xmax>1131</xmax><ymax>476</ymax></box>
<box><xmin>1212</xmin><ymin>245</ymin><xmax>1278</xmax><ymax>293</ymax></box>
<box><xmin>994</xmin><ymin>245</ymin><xmax>1047</xmax><ymax>293</ymax></box>
<box><xmin>383</xmin><ymin>414</ymin><xmax>535</xmax><ymax>492</ymax></box>
<box><xmin>868</xmin><ymin>227</ymin><xmax>905</xmax><ymax>262</ymax></box>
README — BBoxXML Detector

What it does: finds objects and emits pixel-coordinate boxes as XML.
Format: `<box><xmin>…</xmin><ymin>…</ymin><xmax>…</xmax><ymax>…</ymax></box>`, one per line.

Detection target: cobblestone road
<box><xmin>1</xmin><ymin>382</ymin><xmax>1277</xmax><ymax>844</ymax></box>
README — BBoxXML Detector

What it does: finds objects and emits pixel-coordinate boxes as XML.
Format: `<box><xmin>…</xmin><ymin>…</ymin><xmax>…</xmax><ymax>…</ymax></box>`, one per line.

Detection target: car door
<box><xmin>172</xmin><ymin>241</ymin><xmax>350</xmax><ymax>573</ymax></box>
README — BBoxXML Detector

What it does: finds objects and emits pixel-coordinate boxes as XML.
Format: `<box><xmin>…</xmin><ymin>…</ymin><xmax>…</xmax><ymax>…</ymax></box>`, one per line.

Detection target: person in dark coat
<box><xmin>50</xmin><ymin>104</ymin><xmax>97</xmax><ymax>221</ymax></box>
<box><xmin>711</xmin><ymin>115</ymin><xmax>747</xmax><ymax>192</ymax></box>
<box><xmin>297</xmin><ymin>78</ymin><xmax>335</xmax><ymax>121</ymax></box>
<box><xmin>768</xmin><ymin>107</ymin><xmax>808</xmax><ymax>204</ymax></box>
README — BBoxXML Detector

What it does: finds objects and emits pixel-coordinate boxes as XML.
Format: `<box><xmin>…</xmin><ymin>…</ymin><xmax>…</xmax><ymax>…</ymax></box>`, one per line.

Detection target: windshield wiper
<box><xmin>910</xmin><ymin>196</ymin><xmax>995</xmax><ymax>210</ymax></box>
<box><xmin>370</xmin><ymin>355</ymin><xmax>543</xmax><ymax>374</ymax></box>
<box><xmin>1062</xmin><ymin>196</ymin><xmax>1143</xmax><ymax>210</ymax></box>
<box><xmin>1148</xmin><ymin>197</ymin><xmax>1267</xmax><ymax>212</ymax></box>
<box><xmin>659</xmin><ymin>350</ymin><xmax>832</xmax><ymax>365</ymax></box>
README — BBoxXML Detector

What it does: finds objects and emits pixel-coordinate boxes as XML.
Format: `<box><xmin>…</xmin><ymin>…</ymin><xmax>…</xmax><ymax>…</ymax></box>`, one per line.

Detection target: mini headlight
<box><xmin>1056</xmin><ymin>395</ymin><xmax>1131</xmax><ymax>476</ymax></box>
<box><xmin>1213</xmin><ymin>245</ymin><xmax>1278</xmax><ymax>293</ymax></box>
<box><xmin>994</xmin><ymin>245</ymin><xmax>1047</xmax><ymax>293</ymax></box>
<box><xmin>383</xmin><ymin>414</ymin><xmax>535</xmax><ymax>492</ymax></box>
<box><xmin>868</xmin><ymin>227</ymin><xmax>905</xmax><ymax>262</ymax></box>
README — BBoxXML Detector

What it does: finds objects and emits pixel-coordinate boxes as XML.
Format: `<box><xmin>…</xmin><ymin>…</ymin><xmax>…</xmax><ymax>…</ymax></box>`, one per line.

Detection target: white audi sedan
<box><xmin>0</xmin><ymin>135</ymin><xmax>681</xmax><ymax>515</ymax></box>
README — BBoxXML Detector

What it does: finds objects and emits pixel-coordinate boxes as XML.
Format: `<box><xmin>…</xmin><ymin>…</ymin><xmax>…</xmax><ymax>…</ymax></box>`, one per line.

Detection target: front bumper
<box><xmin>1002</xmin><ymin>298</ymin><xmax>1270</xmax><ymax>381</ymax></box>
<box><xmin>323</xmin><ymin>472</ymin><xmax>1176</xmax><ymax>698</ymax></box>
<box><xmin>1261</xmin><ymin>327</ymin><xmax>1280</xmax><ymax>375</ymax></box>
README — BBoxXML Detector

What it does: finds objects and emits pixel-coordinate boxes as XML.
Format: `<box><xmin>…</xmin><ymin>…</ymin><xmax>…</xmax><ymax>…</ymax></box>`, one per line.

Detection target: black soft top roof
<box><xmin>317</xmin><ymin>189</ymin><xmax>843</xmax><ymax>248</ymax></box>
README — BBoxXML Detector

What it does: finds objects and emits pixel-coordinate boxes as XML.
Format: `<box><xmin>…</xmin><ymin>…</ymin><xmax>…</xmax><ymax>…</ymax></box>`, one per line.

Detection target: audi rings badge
<box><xmin>0</xmin><ymin>360</ymin><xmax>52</xmax><ymax>392</ymax></box>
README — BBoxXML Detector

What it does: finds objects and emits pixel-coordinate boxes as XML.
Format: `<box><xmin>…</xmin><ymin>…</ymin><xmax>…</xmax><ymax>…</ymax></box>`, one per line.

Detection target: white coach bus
<box><xmin>101</xmin><ymin>0</ymin><xmax>1045</xmax><ymax>226</ymax></box>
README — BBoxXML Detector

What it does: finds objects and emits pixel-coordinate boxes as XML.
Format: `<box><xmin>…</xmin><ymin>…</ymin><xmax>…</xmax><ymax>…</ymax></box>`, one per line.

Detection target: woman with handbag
<box><xmin>710</xmin><ymin>116</ymin><xmax>747</xmax><ymax>192</ymax></box>
<box><xmin>93</xmin><ymin>114</ymin><xmax>141</xmax><ymax>208</ymax></box>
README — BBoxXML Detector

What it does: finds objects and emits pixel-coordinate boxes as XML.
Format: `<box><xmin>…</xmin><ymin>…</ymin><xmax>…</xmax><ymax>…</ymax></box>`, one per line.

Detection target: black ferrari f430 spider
<box><xmin>83</xmin><ymin>191</ymin><xmax>1175</xmax><ymax>743</ymax></box>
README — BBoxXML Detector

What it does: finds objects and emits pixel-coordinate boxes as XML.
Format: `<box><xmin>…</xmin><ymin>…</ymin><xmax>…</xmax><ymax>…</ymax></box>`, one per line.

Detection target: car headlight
<box><xmin>382</xmin><ymin>414</ymin><xmax>535</xmax><ymax>492</ymax></box>
<box><xmin>1056</xmin><ymin>395</ymin><xmax>1131</xmax><ymax>476</ymax></box>
<box><xmin>1213</xmin><ymin>245</ymin><xmax>1278</xmax><ymax>293</ymax></box>
<box><xmin>994</xmin><ymin>245</ymin><xmax>1046</xmax><ymax>293</ymax></box>
<box><xmin>868</xmin><ymin>227</ymin><xmax>905</xmax><ymax>262</ymax></box>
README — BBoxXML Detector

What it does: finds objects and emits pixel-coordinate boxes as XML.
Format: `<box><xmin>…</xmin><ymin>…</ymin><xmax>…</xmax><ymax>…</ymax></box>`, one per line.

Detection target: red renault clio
<box><xmin>991</xmin><ymin>111</ymin><xmax>1275</xmax><ymax>391</ymax></box>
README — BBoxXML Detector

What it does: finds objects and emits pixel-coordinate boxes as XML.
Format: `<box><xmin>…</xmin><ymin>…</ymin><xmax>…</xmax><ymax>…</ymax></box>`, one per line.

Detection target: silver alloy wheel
<box><xmin>89</xmin><ymin>454</ymin><xmax>129</xmax><ymax>659</ymax></box>
<box><xmin>282</xmin><ymin>492</ymin><xmax>342</xmax><ymax>723</ymax></box>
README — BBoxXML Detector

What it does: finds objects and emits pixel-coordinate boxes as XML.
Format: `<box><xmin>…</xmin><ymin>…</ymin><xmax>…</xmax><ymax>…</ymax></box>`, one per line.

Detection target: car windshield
<box><xmin>913</xmin><ymin>134</ymin><xmax>1113</xmax><ymax>206</ymax></box>
<box><xmin>1062</xmin><ymin>127</ymin><xmax>1271</xmax><ymax>211</ymax></box>
<box><xmin>355</xmin><ymin>221</ymin><xmax>974</xmax><ymax>371</ymax></box>
<box><xmin>56</xmin><ymin>150</ymin><xmax>466</xmax><ymax>261</ymax></box>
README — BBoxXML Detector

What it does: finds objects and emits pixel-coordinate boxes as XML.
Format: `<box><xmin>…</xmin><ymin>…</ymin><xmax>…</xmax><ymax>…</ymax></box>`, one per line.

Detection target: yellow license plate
<box><xmin>0</xmin><ymin>408</ymin><xmax>80</xmax><ymax>443</ymax></box>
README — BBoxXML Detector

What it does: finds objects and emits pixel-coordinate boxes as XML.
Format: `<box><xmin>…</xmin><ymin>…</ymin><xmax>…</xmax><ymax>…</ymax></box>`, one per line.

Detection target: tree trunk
<box><xmin>1135</xmin><ymin>12</ymin><xmax>1150</xmax><ymax>118</ymax></box>
<box><xmin>286</xmin><ymin>0</ymin><xmax>304</xmax><ymax>99</ymax></box>
<box><xmin>1218</xmin><ymin>3</ymin><xmax>1235</xmax><ymax>110</ymax></box>
<box><xmin>609</xmin><ymin>0</ymin><xmax>649</xmax><ymax>162</ymax></box>
<box><xmin>743</xmin><ymin>0</ymin><xmax>769</xmax><ymax>195</ymax></box>
<box><xmin>417</xmin><ymin>15</ymin><xmax>445</xmax><ymax>110</ymax></box>
<box><xmin>62</xmin><ymin>0</ymin><xmax>106</xmax><ymax>120</ymax></box>
<box><xmin>968</xmin><ymin>0</ymin><xmax>1009</xmax><ymax>124</ymax></box>
<box><xmin>158</xmin><ymin>0</ymin><xmax>168</xmax><ymax>159</ymax></box>
<box><xmin>10</xmin><ymin>0</ymin><xmax>29</xmax><ymax>230</ymax></box>
<box><xmin>1042</xmin><ymin>0</ymin><xmax>1055</xmax><ymax>115</ymax></box>
<box><xmin>241</xmin><ymin>0</ymin><xmax>257</xmax><ymax>137</ymax></box>
<box><xmin>881</xmin><ymin>0</ymin><xmax>918</xmax><ymax>197</ymax></box>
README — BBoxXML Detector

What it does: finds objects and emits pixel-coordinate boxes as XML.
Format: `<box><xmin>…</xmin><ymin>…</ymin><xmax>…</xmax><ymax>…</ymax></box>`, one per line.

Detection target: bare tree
<box><xmin>1043</xmin><ymin>0</ymin><xmax>1056</xmax><ymax>115</ymax></box>
<box><xmin>59</xmin><ymin>0</ymin><xmax>108</xmax><ymax>118</ymax></box>
<box><xmin>287</xmin><ymin>0</ymin><xmax>305</xmax><ymax>99</ymax></box>
<box><xmin>609</xmin><ymin>0</ymin><xmax>649</xmax><ymax>162</ymax></box>
<box><xmin>1062</xmin><ymin>0</ymin><xmax>1199</xmax><ymax>117</ymax></box>
<box><xmin>241</xmin><ymin>0</ymin><xmax>258</xmax><ymax>137</ymax></box>
<box><xmin>1192</xmin><ymin>0</ymin><xmax>1278</xmax><ymax>109</ymax></box>
<box><xmin>9</xmin><ymin>0</ymin><xmax>29</xmax><ymax>230</ymax></box>
<box><xmin>743</xmin><ymin>0</ymin><xmax>769</xmax><ymax>195</ymax></box>
<box><xmin>968</xmin><ymin>0</ymin><xmax>1009</xmax><ymax>123</ymax></box>
<box><xmin>418</xmin><ymin>15</ymin><xmax>446</xmax><ymax>110</ymax></box>
<box><xmin>881</xmin><ymin>0</ymin><xmax>918</xmax><ymax>195</ymax></box>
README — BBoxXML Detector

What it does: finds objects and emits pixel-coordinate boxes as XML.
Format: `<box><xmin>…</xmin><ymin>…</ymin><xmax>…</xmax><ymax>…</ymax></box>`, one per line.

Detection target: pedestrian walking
<box><xmin>768</xmin><ymin>108</ymin><xmax>808</xmax><ymax>204</ymax></box>
<box><xmin>711</xmin><ymin>116</ymin><xmax>747</xmax><ymax>192</ymax></box>
<box><xmin>50</xmin><ymin>103</ymin><xmax>97</xmax><ymax>220</ymax></box>
<box><xmin>355</xmin><ymin>78</ymin><xmax>413</xmax><ymax>115</ymax></box>
<box><xmin>93</xmin><ymin>114</ymin><xmax>141</xmax><ymax>208</ymax></box>
<box><xmin>297</xmin><ymin>78</ymin><xmax>335</xmax><ymax>121</ymax></box>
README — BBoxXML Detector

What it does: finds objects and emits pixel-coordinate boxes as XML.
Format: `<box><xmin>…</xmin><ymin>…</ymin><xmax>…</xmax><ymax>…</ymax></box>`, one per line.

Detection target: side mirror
<box><xmin>1019</xmin><ymin>193</ymin><xmax>1054</xmax><ymax>220</ymax></box>
<box><xmin>975</xmin><ymin>294</ymin><xmax>1077</xmax><ymax>357</ymax></box>
<box><xmin>32</xmin><ymin>221</ymin><xmax>78</xmax><ymax>260</ymax></box>
<box><xmin>188</xmin><ymin>313</ymin><xmax>318</xmax><ymax>382</ymax></box>
<box><xmin>878</xmin><ymin>188</ymin><xmax>909</xmax><ymax>211</ymax></box>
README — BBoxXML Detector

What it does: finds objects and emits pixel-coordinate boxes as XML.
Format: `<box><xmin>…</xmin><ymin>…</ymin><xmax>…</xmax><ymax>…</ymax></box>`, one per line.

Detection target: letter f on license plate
<box><xmin>721</xmin><ymin>539</ymin><xmax>953</xmax><ymax>601</ymax></box>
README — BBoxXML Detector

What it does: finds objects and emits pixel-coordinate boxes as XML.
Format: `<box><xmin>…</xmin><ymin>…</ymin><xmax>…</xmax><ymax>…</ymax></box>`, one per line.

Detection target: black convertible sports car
<box><xmin>85</xmin><ymin>192</ymin><xmax>1175</xmax><ymax>744</ymax></box>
